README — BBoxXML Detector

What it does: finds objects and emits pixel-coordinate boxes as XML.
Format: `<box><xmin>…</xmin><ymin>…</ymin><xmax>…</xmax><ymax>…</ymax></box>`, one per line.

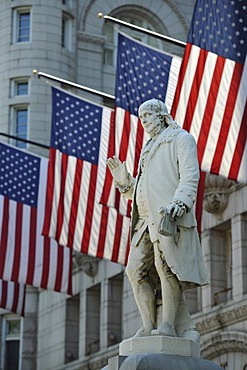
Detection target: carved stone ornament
<box><xmin>72</xmin><ymin>251</ymin><xmax>99</xmax><ymax>277</ymax></box>
<box><xmin>201</xmin><ymin>331</ymin><xmax>247</xmax><ymax>360</ymax></box>
<box><xmin>203</xmin><ymin>173</ymin><xmax>235</xmax><ymax>218</ymax></box>
<box><xmin>196</xmin><ymin>303</ymin><xmax>247</xmax><ymax>336</ymax></box>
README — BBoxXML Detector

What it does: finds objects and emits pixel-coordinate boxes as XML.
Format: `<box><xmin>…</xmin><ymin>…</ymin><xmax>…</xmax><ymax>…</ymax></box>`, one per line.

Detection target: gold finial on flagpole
<box><xmin>97</xmin><ymin>12</ymin><xmax>104</xmax><ymax>19</ymax></box>
<box><xmin>32</xmin><ymin>69</ymin><xmax>38</xmax><ymax>75</ymax></box>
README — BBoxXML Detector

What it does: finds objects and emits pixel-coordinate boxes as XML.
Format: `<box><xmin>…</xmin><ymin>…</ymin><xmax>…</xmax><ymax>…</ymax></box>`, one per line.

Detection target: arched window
<box><xmin>103</xmin><ymin>14</ymin><xmax>165</xmax><ymax>67</ymax></box>
<box><xmin>101</xmin><ymin>6</ymin><xmax>185</xmax><ymax>99</ymax></box>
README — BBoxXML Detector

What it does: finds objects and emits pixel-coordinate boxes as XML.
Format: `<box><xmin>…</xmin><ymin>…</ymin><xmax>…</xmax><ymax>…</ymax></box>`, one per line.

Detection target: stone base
<box><xmin>103</xmin><ymin>354</ymin><xmax>224</xmax><ymax>370</ymax></box>
<box><xmin>101</xmin><ymin>336</ymin><xmax>224</xmax><ymax>370</ymax></box>
<box><xmin>119</xmin><ymin>335</ymin><xmax>200</xmax><ymax>358</ymax></box>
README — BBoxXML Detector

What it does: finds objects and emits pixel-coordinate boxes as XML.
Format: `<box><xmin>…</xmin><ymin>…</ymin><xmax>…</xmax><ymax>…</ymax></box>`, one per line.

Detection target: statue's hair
<box><xmin>164</xmin><ymin>114</ymin><xmax>179</xmax><ymax>129</ymax></box>
<box><xmin>139</xmin><ymin>99</ymin><xmax>179</xmax><ymax>129</ymax></box>
<box><xmin>139</xmin><ymin>99</ymin><xmax>168</xmax><ymax>116</ymax></box>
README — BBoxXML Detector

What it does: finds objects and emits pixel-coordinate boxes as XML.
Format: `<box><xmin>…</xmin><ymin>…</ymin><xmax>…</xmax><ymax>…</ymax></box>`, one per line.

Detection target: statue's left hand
<box><xmin>160</xmin><ymin>200</ymin><xmax>187</xmax><ymax>220</ymax></box>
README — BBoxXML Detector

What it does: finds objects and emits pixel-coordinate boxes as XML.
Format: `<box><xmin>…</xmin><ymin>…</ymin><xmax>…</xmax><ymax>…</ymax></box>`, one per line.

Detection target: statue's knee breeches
<box><xmin>126</xmin><ymin>230</ymin><xmax>155</xmax><ymax>283</ymax></box>
<box><xmin>125</xmin><ymin>259</ymin><xmax>141</xmax><ymax>282</ymax></box>
<box><xmin>153</xmin><ymin>241</ymin><xmax>175</xmax><ymax>279</ymax></box>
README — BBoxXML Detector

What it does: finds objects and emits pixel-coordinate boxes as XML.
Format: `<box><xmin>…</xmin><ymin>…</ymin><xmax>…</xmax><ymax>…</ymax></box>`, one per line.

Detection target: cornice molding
<box><xmin>195</xmin><ymin>303</ymin><xmax>247</xmax><ymax>335</ymax></box>
<box><xmin>77</xmin><ymin>31</ymin><xmax>105</xmax><ymax>45</ymax></box>
<box><xmin>71</xmin><ymin>345</ymin><xmax>119</xmax><ymax>370</ymax></box>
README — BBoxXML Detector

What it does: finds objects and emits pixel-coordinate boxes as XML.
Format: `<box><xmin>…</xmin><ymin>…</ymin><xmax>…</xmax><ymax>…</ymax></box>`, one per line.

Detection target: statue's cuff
<box><xmin>119</xmin><ymin>184</ymin><xmax>132</xmax><ymax>194</ymax></box>
<box><xmin>114</xmin><ymin>174</ymin><xmax>133</xmax><ymax>193</ymax></box>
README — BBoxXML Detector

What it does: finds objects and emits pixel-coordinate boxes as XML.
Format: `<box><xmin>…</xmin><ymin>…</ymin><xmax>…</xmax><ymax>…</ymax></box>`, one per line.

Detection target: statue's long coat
<box><xmin>124</xmin><ymin>125</ymin><xmax>209</xmax><ymax>287</ymax></box>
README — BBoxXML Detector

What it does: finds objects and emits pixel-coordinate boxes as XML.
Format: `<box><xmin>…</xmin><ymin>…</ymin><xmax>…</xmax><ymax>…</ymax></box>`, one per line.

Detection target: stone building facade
<box><xmin>0</xmin><ymin>1</ymin><xmax>246</xmax><ymax>370</ymax></box>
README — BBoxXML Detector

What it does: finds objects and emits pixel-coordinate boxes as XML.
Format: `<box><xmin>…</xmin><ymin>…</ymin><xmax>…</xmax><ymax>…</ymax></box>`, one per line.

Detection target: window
<box><xmin>9</xmin><ymin>79</ymin><xmax>29</xmax><ymax>148</ymax></box>
<box><xmin>61</xmin><ymin>12</ymin><xmax>73</xmax><ymax>50</ymax></box>
<box><xmin>16</xmin><ymin>82</ymin><xmax>28</xmax><ymax>96</ymax></box>
<box><xmin>16</xmin><ymin>108</ymin><xmax>28</xmax><ymax>147</ymax></box>
<box><xmin>184</xmin><ymin>287</ymin><xmax>201</xmax><ymax>315</ymax></box>
<box><xmin>107</xmin><ymin>273</ymin><xmax>123</xmax><ymax>346</ymax></box>
<box><xmin>1</xmin><ymin>316</ymin><xmax>21</xmax><ymax>370</ymax></box>
<box><xmin>103</xmin><ymin>15</ymin><xmax>164</xmax><ymax>67</ymax></box>
<box><xmin>11</xmin><ymin>78</ymin><xmax>29</xmax><ymax>97</ymax></box>
<box><xmin>65</xmin><ymin>295</ymin><xmax>79</xmax><ymax>364</ymax></box>
<box><xmin>18</xmin><ymin>12</ymin><xmax>30</xmax><ymax>42</ymax></box>
<box><xmin>210</xmin><ymin>222</ymin><xmax>232</xmax><ymax>306</ymax></box>
<box><xmin>85</xmin><ymin>284</ymin><xmax>101</xmax><ymax>355</ymax></box>
<box><xmin>13</xmin><ymin>8</ymin><xmax>31</xmax><ymax>43</ymax></box>
<box><xmin>10</xmin><ymin>106</ymin><xmax>28</xmax><ymax>148</ymax></box>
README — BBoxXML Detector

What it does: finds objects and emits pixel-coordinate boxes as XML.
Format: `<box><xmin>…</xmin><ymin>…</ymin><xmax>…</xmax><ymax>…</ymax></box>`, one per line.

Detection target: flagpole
<box><xmin>0</xmin><ymin>132</ymin><xmax>49</xmax><ymax>150</ymax></box>
<box><xmin>97</xmin><ymin>13</ymin><xmax>187</xmax><ymax>48</ymax></box>
<box><xmin>34</xmin><ymin>15</ymin><xmax>186</xmax><ymax>103</ymax></box>
<box><xmin>32</xmin><ymin>70</ymin><xmax>115</xmax><ymax>101</ymax></box>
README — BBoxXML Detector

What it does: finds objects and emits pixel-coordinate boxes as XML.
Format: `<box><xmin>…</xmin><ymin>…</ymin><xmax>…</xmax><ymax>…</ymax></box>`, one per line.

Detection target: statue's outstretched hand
<box><xmin>107</xmin><ymin>156</ymin><xmax>130</xmax><ymax>187</ymax></box>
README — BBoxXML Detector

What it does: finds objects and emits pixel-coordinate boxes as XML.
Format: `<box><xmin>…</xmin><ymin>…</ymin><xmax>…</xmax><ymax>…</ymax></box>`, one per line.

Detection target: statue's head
<box><xmin>138</xmin><ymin>99</ymin><xmax>169</xmax><ymax>138</ymax></box>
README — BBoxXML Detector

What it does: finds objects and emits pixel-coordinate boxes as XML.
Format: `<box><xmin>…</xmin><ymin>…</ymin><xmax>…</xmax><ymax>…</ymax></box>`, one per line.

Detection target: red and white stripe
<box><xmin>43</xmin><ymin>105</ymin><xmax>131</xmax><ymax>265</ymax></box>
<box><xmin>0</xmin><ymin>156</ymin><xmax>72</xmax><ymax>294</ymax></box>
<box><xmin>102</xmin><ymin>108</ymin><xmax>147</xmax><ymax>218</ymax></box>
<box><xmin>171</xmin><ymin>44</ymin><xmax>247</xmax><ymax>183</ymax></box>
<box><xmin>100</xmin><ymin>51</ymin><xmax>182</xmax><ymax>217</ymax></box>
<box><xmin>0</xmin><ymin>280</ymin><xmax>25</xmax><ymax>316</ymax></box>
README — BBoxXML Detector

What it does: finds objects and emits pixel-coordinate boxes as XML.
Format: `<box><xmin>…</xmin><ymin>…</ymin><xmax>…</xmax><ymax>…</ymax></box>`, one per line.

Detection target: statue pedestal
<box><xmin>119</xmin><ymin>335</ymin><xmax>200</xmax><ymax>357</ymax></box>
<box><xmin>102</xmin><ymin>336</ymin><xmax>224</xmax><ymax>370</ymax></box>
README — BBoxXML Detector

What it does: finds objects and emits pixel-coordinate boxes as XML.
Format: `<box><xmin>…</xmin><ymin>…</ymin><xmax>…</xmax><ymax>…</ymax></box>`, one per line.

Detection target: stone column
<box><xmin>22</xmin><ymin>286</ymin><xmax>38</xmax><ymax>370</ymax></box>
<box><xmin>231</xmin><ymin>214</ymin><xmax>247</xmax><ymax>300</ymax></box>
<box><xmin>201</xmin><ymin>229</ymin><xmax>212</xmax><ymax>311</ymax></box>
<box><xmin>101</xmin><ymin>278</ymin><xmax>109</xmax><ymax>350</ymax></box>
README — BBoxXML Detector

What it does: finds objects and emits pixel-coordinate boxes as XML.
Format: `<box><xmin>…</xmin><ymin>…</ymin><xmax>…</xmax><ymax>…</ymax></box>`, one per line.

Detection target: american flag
<box><xmin>0</xmin><ymin>280</ymin><xmax>25</xmax><ymax>316</ymax></box>
<box><xmin>0</xmin><ymin>142</ymin><xmax>73</xmax><ymax>295</ymax></box>
<box><xmin>42</xmin><ymin>87</ymin><xmax>130</xmax><ymax>265</ymax></box>
<box><xmin>100</xmin><ymin>32</ymin><xmax>182</xmax><ymax>216</ymax></box>
<box><xmin>171</xmin><ymin>0</ymin><xmax>247</xmax><ymax>183</ymax></box>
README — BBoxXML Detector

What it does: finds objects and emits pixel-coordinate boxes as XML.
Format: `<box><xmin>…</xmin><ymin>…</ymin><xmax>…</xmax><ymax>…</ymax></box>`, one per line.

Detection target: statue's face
<box><xmin>139</xmin><ymin>106</ymin><xmax>163</xmax><ymax>137</ymax></box>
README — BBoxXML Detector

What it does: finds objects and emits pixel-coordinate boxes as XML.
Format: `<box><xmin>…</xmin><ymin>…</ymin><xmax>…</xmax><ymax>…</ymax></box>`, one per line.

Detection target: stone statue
<box><xmin>107</xmin><ymin>99</ymin><xmax>208</xmax><ymax>343</ymax></box>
